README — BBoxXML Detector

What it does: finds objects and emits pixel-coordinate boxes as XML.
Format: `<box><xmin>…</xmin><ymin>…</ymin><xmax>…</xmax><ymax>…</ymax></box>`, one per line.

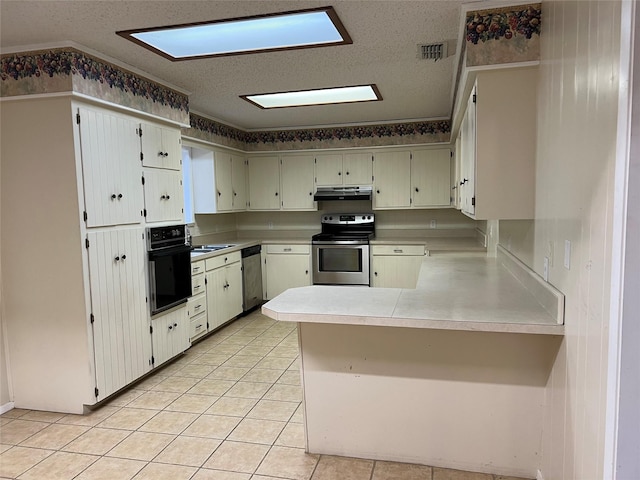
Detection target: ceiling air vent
<box><xmin>418</xmin><ymin>42</ymin><xmax>447</xmax><ymax>61</ymax></box>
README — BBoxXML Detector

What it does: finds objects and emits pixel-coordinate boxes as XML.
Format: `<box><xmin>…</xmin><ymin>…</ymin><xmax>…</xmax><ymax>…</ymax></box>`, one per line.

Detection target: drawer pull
<box><xmin>284</xmin><ymin>248</ymin><xmax>292</xmax><ymax>252</ymax></box>
<box><xmin>195</xmin><ymin>304</ymin><xmax>202</xmax><ymax>310</ymax></box>
<box><xmin>393</xmin><ymin>249</ymin><xmax>403</xmax><ymax>253</ymax></box>
<box><xmin>193</xmin><ymin>266</ymin><xmax>201</xmax><ymax>272</ymax></box>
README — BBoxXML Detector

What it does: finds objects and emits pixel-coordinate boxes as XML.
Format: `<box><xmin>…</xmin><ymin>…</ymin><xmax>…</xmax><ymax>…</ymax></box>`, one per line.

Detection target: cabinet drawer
<box><xmin>187</xmin><ymin>293</ymin><xmax>207</xmax><ymax>319</ymax></box>
<box><xmin>205</xmin><ymin>251</ymin><xmax>241</xmax><ymax>270</ymax></box>
<box><xmin>371</xmin><ymin>245</ymin><xmax>425</xmax><ymax>256</ymax></box>
<box><xmin>191</xmin><ymin>273</ymin><xmax>206</xmax><ymax>297</ymax></box>
<box><xmin>265</xmin><ymin>244</ymin><xmax>310</xmax><ymax>254</ymax></box>
<box><xmin>190</xmin><ymin>312</ymin><xmax>208</xmax><ymax>340</ymax></box>
<box><xmin>191</xmin><ymin>260</ymin><xmax>205</xmax><ymax>275</ymax></box>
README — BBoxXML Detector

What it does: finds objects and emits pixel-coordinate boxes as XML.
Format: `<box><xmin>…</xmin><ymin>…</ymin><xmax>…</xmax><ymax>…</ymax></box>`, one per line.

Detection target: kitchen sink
<box><xmin>192</xmin><ymin>244</ymin><xmax>237</xmax><ymax>253</ymax></box>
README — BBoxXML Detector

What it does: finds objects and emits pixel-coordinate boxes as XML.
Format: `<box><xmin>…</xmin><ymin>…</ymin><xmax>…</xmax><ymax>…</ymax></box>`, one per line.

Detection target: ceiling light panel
<box><xmin>116</xmin><ymin>7</ymin><xmax>352</xmax><ymax>60</ymax></box>
<box><xmin>242</xmin><ymin>85</ymin><xmax>382</xmax><ymax>109</ymax></box>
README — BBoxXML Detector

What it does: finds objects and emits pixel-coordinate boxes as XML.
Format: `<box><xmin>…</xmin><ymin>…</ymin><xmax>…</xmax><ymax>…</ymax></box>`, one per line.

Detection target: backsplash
<box><xmin>190</xmin><ymin>206</ymin><xmax>478</xmax><ymax>244</ymax></box>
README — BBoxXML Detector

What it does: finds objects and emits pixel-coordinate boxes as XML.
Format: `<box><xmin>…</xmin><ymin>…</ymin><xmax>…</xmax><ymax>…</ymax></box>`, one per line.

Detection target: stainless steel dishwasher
<box><xmin>241</xmin><ymin>245</ymin><xmax>263</xmax><ymax>312</ymax></box>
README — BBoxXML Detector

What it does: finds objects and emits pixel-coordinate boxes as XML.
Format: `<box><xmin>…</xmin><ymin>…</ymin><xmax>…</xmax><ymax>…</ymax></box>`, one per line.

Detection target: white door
<box><xmin>315</xmin><ymin>154</ymin><xmax>343</xmax><ymax>186</ymax></box>
<box><xmin>78</xmin><ymin>106</ymin><xmax>143</xmax><ymax>227</ymax></box>
<box><xmin>231</xmin><ymin>154</ymin><xmax>247</xmax><ymax>211</ymax></box>
<box><xmin>87</xmin><ymin>228</ymin><xmax>150</xmax><ymax>401</ymax></box>
<box><xmin>411</xmin><ymin>149</ymin><xmax>451</xmax><ymax>207</ymax></box>
<box><xmin>265</xmin><ymin>254</ymin><xmax>311</xmax><ymax>299</ymax></box>
<box><xmin>247</xmin><ymin>156</ymin><xmax>280</xmax><ymax>210</ymax></box>
<box><xmin>281</xmin><ymin>155</ymin><xmax>316</xmax><ymax>210</ymax></box>
<box><xmin>343</xmin><ymin>153</ymin><xmax>373</xmax><ymax>185</ymax></box>
<box><xmin>143</xmin><ymin>169</ymin><xmax>184</xmax><ymax>223</ymax></box>
<box><xmin>140</xmin><ymin>122</ymin><xmax>182</xmax><ymax>170</ymax></box>
<box><xmin>214</xmin><ymin>151</ymin><xmax>233</xmax><ymax>212</ymax></box>
<box><xmin>373</xmin><ymin>151</ymin><xmax>411</xmax><ymax>209</ymax></box>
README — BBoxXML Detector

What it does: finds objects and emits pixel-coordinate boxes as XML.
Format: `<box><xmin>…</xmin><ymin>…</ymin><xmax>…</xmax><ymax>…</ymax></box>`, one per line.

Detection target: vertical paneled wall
<box><xmin>519</xmin><ymin>1</ymin><xmax>623</xmax><ymax>478</ymax></box>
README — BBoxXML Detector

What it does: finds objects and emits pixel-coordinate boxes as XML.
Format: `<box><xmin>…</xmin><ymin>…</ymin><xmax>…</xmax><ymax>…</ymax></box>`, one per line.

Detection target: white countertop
<box><xmin>262</xmin><ymin>254</ymin><xmax>565</xmax><ymax>336</ymax></box>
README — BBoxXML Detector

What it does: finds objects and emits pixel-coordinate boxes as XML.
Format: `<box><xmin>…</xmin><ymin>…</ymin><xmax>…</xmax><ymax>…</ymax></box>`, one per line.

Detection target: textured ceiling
<box><xmin>0</xmin><ymin>0</ymin><xmax>474</xmax><ymax>130</ymax></box>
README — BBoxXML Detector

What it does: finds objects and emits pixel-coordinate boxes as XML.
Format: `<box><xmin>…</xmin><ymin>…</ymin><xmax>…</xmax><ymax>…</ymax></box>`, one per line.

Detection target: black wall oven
<box><xmin>147</xmin><ymin>225</ymin><xmax>192</xmax><ymax>316</ymax></box>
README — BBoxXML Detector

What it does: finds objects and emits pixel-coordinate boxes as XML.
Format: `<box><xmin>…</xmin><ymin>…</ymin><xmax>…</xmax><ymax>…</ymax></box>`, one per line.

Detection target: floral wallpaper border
<box><xmin>1</xmin><ymin>48</ymin><xmax>189</xmax><ymax>123</ymax></box>
<box><xmin>465</xmin><ymin>3</ymin><xmax>541</xmax><ymax>67</ymax></box>
<box><xmin>183</xmin><ymin>113</ymin><xmax>451</xmax><ymax>150</ymax></box>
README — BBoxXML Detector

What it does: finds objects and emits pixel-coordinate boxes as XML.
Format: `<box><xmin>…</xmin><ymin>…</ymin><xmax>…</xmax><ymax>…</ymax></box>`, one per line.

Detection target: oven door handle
<box><xmin>148</xmin><ymin>245</ymin><xmax>192</xmax><ymax>259</ymax></box>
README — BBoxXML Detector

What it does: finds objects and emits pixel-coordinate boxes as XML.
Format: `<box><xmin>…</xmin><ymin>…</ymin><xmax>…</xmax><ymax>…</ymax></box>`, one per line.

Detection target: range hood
<box><xmin>313</xmin><ymin>186</ymin><xmax>372</xmax><ymax>201</ymax></box>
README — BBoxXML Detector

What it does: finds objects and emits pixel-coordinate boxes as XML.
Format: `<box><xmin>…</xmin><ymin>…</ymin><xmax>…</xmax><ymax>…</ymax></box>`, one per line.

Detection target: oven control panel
<box><xmin>321</xmin><ymin>213</ymin><xmax>374</xmax><ymax>225</ymax></box>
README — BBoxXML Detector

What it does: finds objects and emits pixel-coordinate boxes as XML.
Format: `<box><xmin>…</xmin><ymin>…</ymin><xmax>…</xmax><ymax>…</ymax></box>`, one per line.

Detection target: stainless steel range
<box><xmin>312</xmin><ymin>213</ymin><xmax>374</xmax><ymax>286</ymax></box>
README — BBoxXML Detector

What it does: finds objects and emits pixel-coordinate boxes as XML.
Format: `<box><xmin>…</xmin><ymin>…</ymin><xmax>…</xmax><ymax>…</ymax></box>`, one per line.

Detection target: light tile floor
<box><xmin>0</xmin><ymin>310</ymin><xmax>530</xmax><ymax>480</ymax></box>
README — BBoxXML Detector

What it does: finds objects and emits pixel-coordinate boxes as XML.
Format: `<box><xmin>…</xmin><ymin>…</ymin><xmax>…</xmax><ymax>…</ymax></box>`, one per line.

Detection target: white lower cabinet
<box><xmin>263</xmin><ymin>244</ymin><xmax>311</xmax><ymax>300</ymax></box>
<box><xmin>151</xmin><ymin>306</ymin><xmax>190</xmax><ymax>368</ymax></box>
<box><xmin>87</xmin><ymin>227</ymin><xmax>151</xmax><ymax>401</ymax></box>
<box><xmin>371</xmin><ymin>245</ymin><xmax>426</xmax><ymax>288</ymax></box>
<box><xmin>205</xmin><ymin>252</ymin><xmax>243</xmax><ymax>330</ymax></box>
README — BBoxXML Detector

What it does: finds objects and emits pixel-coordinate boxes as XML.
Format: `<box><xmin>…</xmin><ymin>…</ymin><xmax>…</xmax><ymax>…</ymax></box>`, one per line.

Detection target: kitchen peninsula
<box><xmin>262</xmin><ymin>246</ymin><xmax>564</xmax><ymax>478</ymax></box>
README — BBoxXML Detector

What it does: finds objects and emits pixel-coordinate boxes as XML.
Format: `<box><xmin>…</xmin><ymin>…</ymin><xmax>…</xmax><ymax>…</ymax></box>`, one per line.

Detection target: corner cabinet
<box><xmin>457</xmin><ymin>66</ymin><xmax>538</xmax><ymax>219</ymax></box>
<box><xmin>262</xmin><ymin>244</ymin><xmax>312</xmax><ymax>300</ymax></box>
<box><xmin>371</xmin><ymin>244</ymin><xmax>426</xmax><ymax>288</ymax></box>
<box><xmin>1</xmin><ymin>97</ymin><xmax>186</xmax><ymax>413</ymax></box>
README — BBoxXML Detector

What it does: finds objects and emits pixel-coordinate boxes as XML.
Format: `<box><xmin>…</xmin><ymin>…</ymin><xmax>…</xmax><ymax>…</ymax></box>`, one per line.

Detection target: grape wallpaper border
<box><xmin>183</xmin><ymin>113</ymin><xmax>451</xmax><ymax>151</ymax></box>
<box><xmin>0</xmin><ymin>47</ymin><xmax>190</xmax><ymax>124</ymax></box>
<box><xmin>465</xmin><ymin>3</ymin><xmax>541</xmax><ymax>66</ymax></box>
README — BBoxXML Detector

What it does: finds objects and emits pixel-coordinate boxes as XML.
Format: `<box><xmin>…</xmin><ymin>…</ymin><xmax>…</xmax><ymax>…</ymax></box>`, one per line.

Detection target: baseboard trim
<box><xmin>0</xmin><ymin>401</ymin><xmax>15</xmax><ymax>415</ymax></box>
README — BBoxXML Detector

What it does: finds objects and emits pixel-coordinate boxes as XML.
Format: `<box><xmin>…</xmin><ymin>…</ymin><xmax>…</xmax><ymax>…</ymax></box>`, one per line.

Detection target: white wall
<box><xmin>500</xmin><ymin>1</ymin><xmax>626</xmax><ymax>478</ymax></box>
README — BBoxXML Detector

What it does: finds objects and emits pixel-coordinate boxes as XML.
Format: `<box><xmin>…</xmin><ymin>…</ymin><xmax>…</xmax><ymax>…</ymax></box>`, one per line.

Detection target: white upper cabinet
<box><xmin>411</xmin><ymin>148</ymin><xmax>451</xmax><ymax>208</ymax></box>
<box><xmin>247</xmin><ymin>156</ymin><xmax>281</xmax><ymax>210</ymax></box>
<box><xmin>143</xmin><ymin>168</ymin><xmax>184</xmax><ymax>223</ymax></box>
<box><xmin>281</xmin><ymin>155</ymin><xmax>316</xmax><ymax>210</ymax></box>
<box><xmin>77</xmin><ymin>106</ymin><xmax>143</xmax><ymax>227</ymax></box>
<box><xmin>315</xmin><ymin>153</ymin><xmax>372</xmax><ymax>186</ymax></box>
<box><xmin>457</xmin><ymin>66</ymin><xmax>538</xmax><ymax>220</ymax></box>
<box><xmin>343</xmin><ymin>153</ymin><xmax>373</xmax><ymax>185</ymax></box>
<box><xmin>139</xmin><ymin>121</ymin><xmax>182</xmax><ymax>170</ymax></box>
<box><xmin>372</xmin><ymin>151</ymin><xmax>411</xmax><ymax>209</ymax></box>
<box><xmin>190</xmin><ymin>147</ymin><xmax>247</xmax><ymax>214</ymax></box>
<box><xmin>230</xmin><ymin>153</ymin><xmax>247</xmax><ymax>211</ymax></box>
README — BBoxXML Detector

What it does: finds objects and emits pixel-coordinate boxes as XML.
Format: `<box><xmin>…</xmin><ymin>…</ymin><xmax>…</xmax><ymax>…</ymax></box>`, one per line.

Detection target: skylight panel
<box><xmin>241</xmin><ymin>85</ymin><xmax>382</xmax><ymax>109</ymax></box>
<box><xmin>116</xmin><ymin>7</ymin><xmax>352</xmax><ymax>60</ymax></box>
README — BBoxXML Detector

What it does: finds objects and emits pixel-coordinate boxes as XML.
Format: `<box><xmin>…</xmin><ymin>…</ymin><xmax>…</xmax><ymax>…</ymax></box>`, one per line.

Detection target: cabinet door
<box><xmin>460</xmin><ymin>87</ymin><xmax>476</xmax><ymax>216</ymax></box>
<box><xmin>214</xmin><ymin>151</ymin><xmax>233</xmax><ymax>212</ymax></box>
<box><xmin>78</xmin><ymin>106</ymin><xmax>143</xmax><ymax>227</ymax></box>
<box><xmin>140</xmin><ymin>122</ymin><xmax>182</xmax><ymax>170</ymax></box>
<box><xmin>143</xmin><ymin>169</ymin><xmax>184</xmax><ymax>223</ymax></box>
<box><xmin>206</xmin><ymin>269</ymin><xmax>225</xmax><ymax>330</ymax></box>
<box><xmin>231</xmin><ymin>154</ymin><xmax>247</xmax><ymax>211</ymax></box>
<box><xmin>343</xmin><ymin>153</ymin><xmax>373</xmax><ymax>185</ymax></box>
<box><xmin>247</xmin><ymin>156</ymin><xmax>280</xmax><ymax>210</ymax></box>
<box><xmin>372</xmin><ymin>151</ymin><xmax>411</xmax><ymax>209</ymax></box>
<box><xmin>281</xmin><ymin>155</ymin><xmax>316</xmax><ymax>210</ymax></box>
<box><xmin>411</xmin><ymin>149</ymin><xmax>451</xmax><ymax>207</ymax></box>
<box><xmin>151</xmin><ymin>307</ymin><xmax>189</xmax><ymax>367</ymax></box>
<box><xmin>222</xmin><ymin>262</ymin><xmax>243</xmax><ymax>322</ymax></box>
<box><xmin>265</xmin><ymin>254</ymin><xmax>311</xmax><ymax>300</ymax></box>
<box><xmin>315</xmin><ymin>154</ymin><xmax>343</xmax><ymax>186</ymax></box>
<box><xmin>88</xmin><ymin>228</ymin><xmax>150</xmax><ymax>401</ymax></box>
<box><xmin>371</xmin><ymin>255</ymin><xmax>423</xmax><ymax>288</ymax></box>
